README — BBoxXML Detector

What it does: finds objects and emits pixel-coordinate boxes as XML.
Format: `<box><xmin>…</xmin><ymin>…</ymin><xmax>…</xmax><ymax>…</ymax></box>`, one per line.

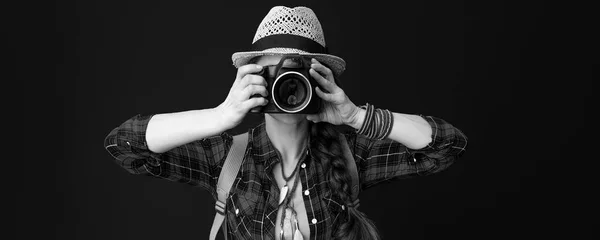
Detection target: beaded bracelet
<box><xmin>356</xmin><ymin>103</ymin><xmax>394</xmax><ymax>141</ymax></box>
<box><xmin>356</xmin><ymin>103</ymin><xmax>374</xmax><ymax>136</ymax></box>
<box><xmin>379</xmin><ymin>109</ymin><xmax>394</xmax><ymax>140</ymax></box>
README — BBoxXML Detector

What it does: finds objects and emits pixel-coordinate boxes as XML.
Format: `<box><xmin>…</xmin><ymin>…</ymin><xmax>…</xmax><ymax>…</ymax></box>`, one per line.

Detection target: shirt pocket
<box><xmin>228</xmin><ymin>178</ymin><xmax>261</xmax><ymax>220</ymax></box>
<box><xmin>225</xmin><ymin>183</ymin><xmax>261</xmax><ymax>238</ymax></box>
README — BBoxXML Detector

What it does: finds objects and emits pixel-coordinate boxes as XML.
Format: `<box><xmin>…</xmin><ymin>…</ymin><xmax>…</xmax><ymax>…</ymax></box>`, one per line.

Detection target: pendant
<box><xmin>279</xmin><ymin>185</ymin><xmax>288</xmax><ymax>204</ymax></box>
<box><xmin>293</xmin><ymin>229</ymin><xmax>303</xmax><ymax>240</ymax></box>
<box><xmin>282</xmin><ymin>208</ymin><xmax>294</xmax><ymax>239</ymax></box>
<box><xmin>293</xmin><ymin>212</ymin><xmax>304</xmax><ymax>240</ymax></box>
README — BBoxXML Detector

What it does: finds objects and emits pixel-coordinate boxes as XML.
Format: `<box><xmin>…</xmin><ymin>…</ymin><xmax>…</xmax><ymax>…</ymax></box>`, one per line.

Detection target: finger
<box><xmin>314</xmin><ymin>86</ymin><xmax>335</xmax><ymax>102</ymax></box>
<box><xmin>236</xmin><ymin>64</ymin><xmax>263</xmax><ymax>81</ymax></box>
<box><xmin>310</xmin><ymin>60</ymin><xmax>334</xmax><ymax>80</ymax></box>
<box><xmin>242</xmin><ymin>97</ymin><xmax>269</xmax><ymax>110</ymax></box>
<box><xmin>242</xmin><ymin>84</ymin><xmax>268</xmax><ymax>99</ymax></box>
<box><xmin>240</xmin><ymin>74</ymin><xmax>268</xmax><ymax>89</ymax></box>
<box><xmin>306</xmin><ymin>114</ymin><xmax>322</xmax><ymax>123</ymax></box>
<box><xmin>249</xmin><ymin>74</ymin><xmax>268</xmax><ymax>87</ymax></box>
<box><xmin>310</xmin><ymin>68</ymin><xmax>338</xmax><ymax>93</ymax></box>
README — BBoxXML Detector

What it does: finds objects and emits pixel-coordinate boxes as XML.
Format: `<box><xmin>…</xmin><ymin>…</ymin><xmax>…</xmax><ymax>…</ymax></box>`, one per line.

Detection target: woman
<box><xmin>104</xmin><ymin>6</ymin><xmax>468</xmax><ymax>240</ymax></box>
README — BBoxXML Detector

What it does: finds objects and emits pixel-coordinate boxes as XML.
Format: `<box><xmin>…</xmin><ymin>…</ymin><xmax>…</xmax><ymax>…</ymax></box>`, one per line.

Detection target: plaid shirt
<box><xmin>104</xmin><ymin>114</ymin><xmax>467</xmax><ymax>240</ymax></box>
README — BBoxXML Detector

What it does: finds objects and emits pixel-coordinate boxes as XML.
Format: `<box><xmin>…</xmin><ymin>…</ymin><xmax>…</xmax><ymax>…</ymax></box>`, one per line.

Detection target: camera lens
<box><xmin>280</xmin><ymin>78</ymin><xmax>305</xmax><ymax>105</ymax></box>
<box><xmin>272</xmin><ymin>72</ymin><xmax>312</xmax><ymax>113</ymax></box>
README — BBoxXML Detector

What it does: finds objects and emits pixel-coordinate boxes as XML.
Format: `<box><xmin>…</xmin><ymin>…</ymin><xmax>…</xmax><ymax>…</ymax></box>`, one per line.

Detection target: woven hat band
<box><xmin>251</xmin><ymin>34</ymin><xmax>328</xmax><ymax>54</ymax></box>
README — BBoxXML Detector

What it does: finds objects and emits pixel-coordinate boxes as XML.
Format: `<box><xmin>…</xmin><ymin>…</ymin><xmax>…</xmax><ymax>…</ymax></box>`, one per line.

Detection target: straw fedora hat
<box><xmin>231</xmin><ymin>6</ymin><xmax>346</xmax><ymax>77</ymax></box>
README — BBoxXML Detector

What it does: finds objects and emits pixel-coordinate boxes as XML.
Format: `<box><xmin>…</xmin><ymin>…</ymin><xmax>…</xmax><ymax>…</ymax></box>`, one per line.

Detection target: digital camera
<box><xmin>250</xmin><ymin>54</ymin><xmax>323</xmax><ymax>114</ymax></box>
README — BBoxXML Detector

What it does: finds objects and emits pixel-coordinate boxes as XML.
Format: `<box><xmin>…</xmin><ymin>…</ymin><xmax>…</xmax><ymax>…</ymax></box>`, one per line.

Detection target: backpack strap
<box><xmin>209</xmin><ymin>132</ymin><xmax>249</xmax><ymax>240</ymax></box>
<box><xmin>339</xmin><ymin>133</ymin><xmax>360</xmax><ymax>208</ymax></box>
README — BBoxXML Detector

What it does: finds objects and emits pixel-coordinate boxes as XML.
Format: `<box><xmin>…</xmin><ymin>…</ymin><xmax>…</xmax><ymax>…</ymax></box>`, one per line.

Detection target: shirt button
<box><xmin>311</xmin><ymin>218</ymin><xmax>317</xmax><ymax>224</ymax></box>
<box><xmin>235</xmin><ymin>208</ymin><xmax>239</xmax><ymax>215</ymax></box>
<box><xmin>304</xmin><ymin>190</ymin><xmax>309</xmax><ymax>196</ymax></box>
<box><xmin>301</xmin><ymin>163</ymin><xmax>306</xmax><ymax>168</ymax></box>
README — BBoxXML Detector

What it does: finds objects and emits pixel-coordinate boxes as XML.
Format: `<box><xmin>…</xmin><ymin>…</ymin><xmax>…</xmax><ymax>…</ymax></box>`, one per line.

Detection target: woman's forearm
<box><xmin>387</xmin><ymin>112</ymin><xmax>432</xmax><ymax>149</ymax></box>
<box><xmin>349</xmin><ymin>108</ymin><xmax>433</xmax><ymax>150</ymax></box>
<box><xmin>146</xmin><ymin>108</ymin><xmax>226</xmax><ymax>153</ymax></box>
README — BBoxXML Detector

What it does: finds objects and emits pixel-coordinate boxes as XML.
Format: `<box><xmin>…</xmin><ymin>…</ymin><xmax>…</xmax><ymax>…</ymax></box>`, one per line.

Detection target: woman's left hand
<box><xmin>306</xmin><ymin>58</ymin><xmax>361</xmax><ymax>126</ymax></box>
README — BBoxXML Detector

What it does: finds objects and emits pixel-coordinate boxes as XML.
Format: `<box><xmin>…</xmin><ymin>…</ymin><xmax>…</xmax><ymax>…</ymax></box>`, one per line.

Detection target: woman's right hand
<box><xmin>216</xmin><ymin>64</ymin><xmax>269</xmax><ymax>130</ymax></box>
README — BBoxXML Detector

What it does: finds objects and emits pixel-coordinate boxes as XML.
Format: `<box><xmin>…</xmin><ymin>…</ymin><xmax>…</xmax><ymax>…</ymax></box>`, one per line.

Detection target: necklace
<box><xmin>278</xmin><ymin>138</ymin><xmax>310</xmax><ymax>205</ymax></box>
<box><xmin>279</xmin><ymin>161</ymin><xmax>304</xmax><ymax>240</ymax></box>
<box><xmin>278</xmin><ymin>138</ymin><xmax>310</xmax><ymax>240</ymax></box>
<box><xmin>280</xmin><ymin>151</ymin><xmax>305</xmax><ymax>182</ymax></box>
<box><xmin>278</xmin><ymin>147</ymin><xmax>309</xmax><ymax>205</ymax></box>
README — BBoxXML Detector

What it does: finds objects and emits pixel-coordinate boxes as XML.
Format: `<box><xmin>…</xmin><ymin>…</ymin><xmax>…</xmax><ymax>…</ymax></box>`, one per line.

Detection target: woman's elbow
<box><xmin>103</xmin><ymin>128</ymin><xmax>148</xmax><ymax>175</ymax></box>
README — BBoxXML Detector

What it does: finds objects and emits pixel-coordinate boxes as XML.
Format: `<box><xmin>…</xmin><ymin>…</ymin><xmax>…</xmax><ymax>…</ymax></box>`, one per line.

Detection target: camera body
<box><xmin>250</xmin><ymin>55</ymin><xmax>322</xmax><ymax>114</ymax></box>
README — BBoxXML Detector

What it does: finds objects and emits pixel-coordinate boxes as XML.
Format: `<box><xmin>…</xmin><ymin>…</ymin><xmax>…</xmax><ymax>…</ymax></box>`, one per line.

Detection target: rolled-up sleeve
<box><xmin>345</xmin><ymin>114</ymin><xmax>468</xmax><ymax>189</ymax></box>
<box><xmin>103</xmin><ymin>114</ymin><xmax>232</xmax><ymax>197</ymax></box>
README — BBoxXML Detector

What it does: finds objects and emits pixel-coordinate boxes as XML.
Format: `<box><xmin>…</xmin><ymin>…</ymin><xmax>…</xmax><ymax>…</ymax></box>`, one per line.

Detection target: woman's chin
<box><xmin>266</xmin><ymin>113</ymin><xmax>308</xmax><ymax>124</ymax></box>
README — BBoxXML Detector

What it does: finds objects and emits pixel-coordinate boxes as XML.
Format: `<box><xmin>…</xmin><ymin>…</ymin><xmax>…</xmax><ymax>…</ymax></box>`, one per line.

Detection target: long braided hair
<box><xmin>309</xmin><ymin>122</ymin><xmax>380</xmax><ymax>240</ymax></box>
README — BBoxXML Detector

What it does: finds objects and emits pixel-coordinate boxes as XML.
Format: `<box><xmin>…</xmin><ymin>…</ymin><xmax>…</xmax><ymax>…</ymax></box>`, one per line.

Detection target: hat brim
<box><xmin>232</xmin><ymin>48</ymin><xmax>346</xmax><ymax>77</ymax></box>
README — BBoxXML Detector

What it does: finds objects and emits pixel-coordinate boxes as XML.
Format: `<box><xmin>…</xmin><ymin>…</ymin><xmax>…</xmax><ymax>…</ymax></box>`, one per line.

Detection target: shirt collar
<box><xmin>251</xmin><ymin>120</ymin><xmax>279</xmax><ymax>168</ymax></box>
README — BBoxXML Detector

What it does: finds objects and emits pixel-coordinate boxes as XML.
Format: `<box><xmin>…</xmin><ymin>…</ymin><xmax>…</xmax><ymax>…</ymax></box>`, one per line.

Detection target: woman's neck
<box><xmin>265</xmin><ymin>114</ymin><xmax>309</xmax><ymax>166</ymax></box>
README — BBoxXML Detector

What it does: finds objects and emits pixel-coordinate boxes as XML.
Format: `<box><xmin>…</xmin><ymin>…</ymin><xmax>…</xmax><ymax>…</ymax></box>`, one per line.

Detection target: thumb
<box><xmin>306</xmin><ymin>114</ymin><xmax>321</xmax><ymax>123</ymax></box>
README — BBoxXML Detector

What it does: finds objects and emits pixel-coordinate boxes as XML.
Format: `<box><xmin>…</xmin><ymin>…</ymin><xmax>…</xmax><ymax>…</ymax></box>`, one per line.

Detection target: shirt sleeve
<box><xmin>103</xmin><ymin>114</ymin><xmax>233</xmax><ymax>198</ymax></box>
<box><xmin>344</xmin><ymin>114</ymin><xmax>468</xmax><ymax>190</ymax></box>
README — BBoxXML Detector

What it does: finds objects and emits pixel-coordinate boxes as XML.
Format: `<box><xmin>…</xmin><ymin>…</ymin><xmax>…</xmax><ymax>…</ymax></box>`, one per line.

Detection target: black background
<box><xmin>17</xmin><ymin>0</ymin><xmax>596</xmax><ymax>239</ymax></box>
